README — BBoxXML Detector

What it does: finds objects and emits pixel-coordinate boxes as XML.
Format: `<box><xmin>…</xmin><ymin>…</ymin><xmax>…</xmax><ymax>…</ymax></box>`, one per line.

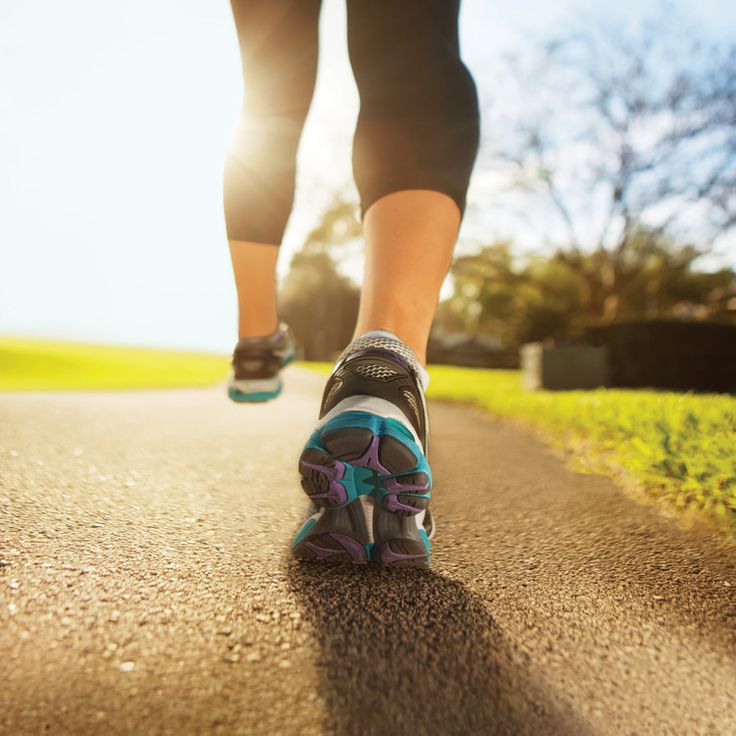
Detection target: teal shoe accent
<box><xmin>228</xmin><ymin>383</ymin><xmax>282</xmax><ymax>403</ymax></box>
<box><xmin>307</xmin><ymin>411</ymin><xmax>432</xmax><ymax>484</ymax></box>
<box><xmin>313</xmin><ymin>411</ymin><xmax>417</xmax><ymax>447</ymax></box>
<box><xmin>301</xmin><ymin>411</ymin><xmax>431</xmax><ymax>508</ymax></box>
<box><xmin>292</xmin><ymin>517</ymin><xmax>317</xmax><ymax>547</ymax></box>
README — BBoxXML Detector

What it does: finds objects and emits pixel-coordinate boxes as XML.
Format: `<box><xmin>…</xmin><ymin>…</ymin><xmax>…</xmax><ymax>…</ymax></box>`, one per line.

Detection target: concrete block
<box><xmin>521</xmin><ymin>343</ymin><xmax>609</xmax><ymax>391</ymax></box>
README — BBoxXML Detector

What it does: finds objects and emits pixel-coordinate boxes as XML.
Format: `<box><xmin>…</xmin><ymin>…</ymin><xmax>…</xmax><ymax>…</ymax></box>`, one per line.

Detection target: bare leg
<box><xmin>353</xmin><ymin>190</ymin><xmax>461</xmax><ymax>365</ymax></box>
<box><xmin>228</xmin><ymin>240</ymin><xmax>279</xmax><ymax>338</ymax></box>
<box><xmin>225</xmin><ymin>0</ymin><xmax>321</xmax><ymax>341</ymax></box>
<box><xmin>293</xmin><ymin>1</ymin><xmax>477</xmax><ymax>568</ymax></box>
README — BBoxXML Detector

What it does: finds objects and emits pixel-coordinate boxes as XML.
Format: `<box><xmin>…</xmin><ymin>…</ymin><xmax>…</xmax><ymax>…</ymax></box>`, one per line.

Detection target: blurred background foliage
<box><xmin>279</xmin><ymin>199</ymin><xmax>361</xmax><ymax>360</ymax></box>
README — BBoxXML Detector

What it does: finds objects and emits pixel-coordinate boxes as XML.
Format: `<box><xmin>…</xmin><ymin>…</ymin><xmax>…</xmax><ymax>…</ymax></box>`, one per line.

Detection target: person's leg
<box><xmin>224</xmin><ymin>0</ymin><xmax>320</xmax><ymax>401</ymax></box>
<box><xmin>229</xmin><ymin>242</ymin><xmax>280</xmax><ymax>338</ymax></box>
<box><xmin>347</xmin><ymin>0</ymin><xmax>479</xmax><ymax>364</ymax></box>
<box><xmin>225</xmin><ymin>0</ymin><xmax>321</xmax><ymax>339</ymax></box>
<box><xmin>292</xmin><ymin>0</ymin><xmax>479</xmax><ymax>566</ymax></box>
<box><xmin>353</xmin><ymin>191</ymin><xmax>460</xmax><ymax>365</ymax></box>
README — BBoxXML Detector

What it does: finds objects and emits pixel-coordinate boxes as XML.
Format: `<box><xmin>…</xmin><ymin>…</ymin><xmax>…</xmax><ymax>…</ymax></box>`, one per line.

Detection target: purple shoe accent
<box><xmin>358</xmin><ymin>434</ymin><xmax>388</xmax><ymax>474</ymax></box>
<box><xmin>304</xmin><ymin>533</ymin><xmax>368</xmax><ymax>563</ymax></box>
<box><xmin>330</xmin><ymin>533</ymin><xmax>369</xmax><ymax>563</ymax></box>
<box><xmin>304</xmin><ymin>540</ymin><xmax>344</xmax><ymax>559</ymax></box>
<box><xmin>378</xmin><ymin>542</ymin><xmax>427</xmax><ymax>565</ymax></box>
<box><xmin>354</xmin><ymin>436</ymin><xmax>430</xmax><ymax>496</ymax></box>
<box><xmin>384</xmin><ymin>477</ymin><xmax>431</xmax><ymax>494</ymax></box>
<box><xmin>303</xmin><ymin>433</ymin><xmax>429</xmax><ymax>512</ymax></box>
<box><xmin>299</xmin><ymin>459</ymin><xmax>348</xmax><ymax>505</ymax></box>
<box><xmin>384</xmin><ymin>493</ymin><xmax>423</xmax><ymax>514</ymax></box>
<box><xmin>351</xmin><ymin>436</ymin><xmax>424</xmax><ymax>511</ymax></box>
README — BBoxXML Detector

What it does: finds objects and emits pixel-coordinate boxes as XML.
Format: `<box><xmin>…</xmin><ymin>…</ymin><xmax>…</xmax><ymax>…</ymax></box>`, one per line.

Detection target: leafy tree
<box><xmin>485</xmin><ymin>9</ymin><xmax>736</xmax><ymax>321</ymax></box>
<box><xmin>300</xmin><ymin>196</ymin><xmax>362</xmax><ymax>259</ymax></box>
<box><xmin>279</xmin><ymin>197</ymin><xmax>361</xmax><ymax>360</ymax></box>
<box><xmin>441</xmin><ymin>236</ymin><xmax>736</xmax><ymax>350</ymax></box>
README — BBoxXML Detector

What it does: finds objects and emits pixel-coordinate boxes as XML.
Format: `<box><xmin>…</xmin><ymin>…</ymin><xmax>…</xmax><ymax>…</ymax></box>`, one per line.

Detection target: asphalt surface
<box><xmin>1</xmin><ymin>367</ymin><xmax>734</xmax><ymax>736</ymax></box>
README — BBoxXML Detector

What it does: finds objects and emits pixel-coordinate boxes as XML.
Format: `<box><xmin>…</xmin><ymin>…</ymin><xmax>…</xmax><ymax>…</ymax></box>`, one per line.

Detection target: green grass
<box><xmin>306</xmin><ymin>361</ymin><xmax>736</xmax><ymax>533</ymax></box>
<box><xmin>0</xmin><ymin>337</ymin><xmax>230</xmax><ymax>390</ymax></box>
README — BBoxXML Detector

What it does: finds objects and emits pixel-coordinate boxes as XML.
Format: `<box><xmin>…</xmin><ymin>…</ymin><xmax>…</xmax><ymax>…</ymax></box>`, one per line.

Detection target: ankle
<box><xmin>349</xmin><ymin>329</ymin><xmax>430</xmax><ymax>390</ymax></box>
<box><xmin>238</xmin><ymin>313</ymin><xmax>279</xmax><ymax>339</ymax></box>
<box><xmin>352</xmin><ymin>328</ymin><xmax>427</xmax><ymax>366</ymax></box>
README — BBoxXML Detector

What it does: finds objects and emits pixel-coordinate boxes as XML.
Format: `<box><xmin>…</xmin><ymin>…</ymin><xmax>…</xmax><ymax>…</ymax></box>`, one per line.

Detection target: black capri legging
<box><xmin>224</xmin><ymin>0</ymin><xmax>480</xmax><ymax>245</ymax></box>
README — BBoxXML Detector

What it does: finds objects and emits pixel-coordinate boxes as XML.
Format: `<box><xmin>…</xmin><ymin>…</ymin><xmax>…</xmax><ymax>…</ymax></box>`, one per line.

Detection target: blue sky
<box><xmin>1</xmin><ymin>0</ymin><xmax>734</xmax><ymax>352</ymax></box>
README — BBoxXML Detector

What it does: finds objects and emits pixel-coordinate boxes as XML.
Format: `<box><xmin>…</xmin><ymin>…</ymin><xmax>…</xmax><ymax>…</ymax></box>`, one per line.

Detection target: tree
<box><xmin>299</xmin><ymin>196</ymin><xmax>362</xmax><ymax>260</ymax></box>
<box><xmin>443</xmin><ymin>243</ymin><xmax>588</xmax><ymax>347</ymax></box>
<box><xmin>485</xmin><ymin>9</ymin><xmax>736</xmax><ymax>321</ymax></box>
<box><xmin>440</xmin><ymin>237</ymin><xmax>736</xmax><ymax>351</ymax></box>
<box><xmin>279</xmin><ymin>197</ymin><xmax>361</xmax><ymax>360</ymax></box>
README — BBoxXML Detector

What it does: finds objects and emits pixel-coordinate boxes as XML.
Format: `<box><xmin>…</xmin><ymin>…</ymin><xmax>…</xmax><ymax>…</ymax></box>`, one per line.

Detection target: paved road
<box><xmin>1</xmin><ymin>367</ymin><xmax>734</xmax><ymax>735</ymax></box>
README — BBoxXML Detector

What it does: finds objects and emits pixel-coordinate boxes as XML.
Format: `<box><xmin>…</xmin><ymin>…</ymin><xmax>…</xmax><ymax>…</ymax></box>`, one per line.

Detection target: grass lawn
<box><xmin>0</xmin><ymin>337</ymin><xmax>230</xmax><ymax>391</ymax></box>
<box><xmin>306</xmin><ymin>361</ymin><xmax>736</xmax><ymax>534</ymax></box>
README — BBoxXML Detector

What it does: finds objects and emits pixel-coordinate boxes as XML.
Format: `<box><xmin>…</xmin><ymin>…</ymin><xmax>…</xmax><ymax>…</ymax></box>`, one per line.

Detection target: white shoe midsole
<box><xmin>229</xmin><ymin>376</ymin><xmax>280</xmax><ymax>393</ymax></box>
<box><xmin>316</xmin><ymin>395</ymin><xmax>421</xmax><ymax>447</ymax></box>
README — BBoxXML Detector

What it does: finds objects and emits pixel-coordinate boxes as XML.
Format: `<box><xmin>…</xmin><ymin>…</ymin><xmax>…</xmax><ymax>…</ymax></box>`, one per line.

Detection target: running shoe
<box><xmin>292</xmin><ymin>333</ymin><xmax>434</xmax><ymax>567</ymax></box>
<box><xmin>228</xmin><ymin>322</ymin><xmax>296</xmax><ymax>403</ymax></box>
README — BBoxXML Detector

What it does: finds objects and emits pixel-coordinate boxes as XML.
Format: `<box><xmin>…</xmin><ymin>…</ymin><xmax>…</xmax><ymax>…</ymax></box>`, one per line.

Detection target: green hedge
<box><xmin>584</xmin><ymin>320</ymin><xmax>736</xmax><ymax>393</ymax></box>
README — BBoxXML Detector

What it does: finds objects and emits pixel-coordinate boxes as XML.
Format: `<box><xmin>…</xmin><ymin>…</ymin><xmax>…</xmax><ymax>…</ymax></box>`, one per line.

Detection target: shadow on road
<box><xmin>287</xmin><ymin>562</ymin><xmax>586</xmax><ymax>736</ymax></box>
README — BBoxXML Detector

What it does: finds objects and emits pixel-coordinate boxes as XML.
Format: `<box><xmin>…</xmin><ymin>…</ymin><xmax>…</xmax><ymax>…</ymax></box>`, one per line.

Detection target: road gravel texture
<box><xmin>1</xmin><ymin>368</ymin><xmax>734</xmax><ymax>735</ymax></box>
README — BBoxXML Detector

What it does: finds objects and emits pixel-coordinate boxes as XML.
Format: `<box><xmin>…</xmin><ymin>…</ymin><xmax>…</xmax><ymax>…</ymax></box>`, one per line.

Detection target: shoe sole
<box><xmin>293</xmin><ymin>411</ymin><xmax>432</xmax><ymax>567</ymax></box>
<box><xmin>292</xmin><ymin>503</ymin><xmax>431</xmax><ymax>568</ymax></box>
<box><xmin>228</xmin><ymin>381</ymin><xmax>282</xmax><ymax>403</ymax></box>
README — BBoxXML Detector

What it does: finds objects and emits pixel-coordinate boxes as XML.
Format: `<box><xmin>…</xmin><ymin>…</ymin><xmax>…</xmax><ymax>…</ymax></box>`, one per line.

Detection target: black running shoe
<box><xmin>228</xmin><ymin>322</ymin><xmax>296</xmax><ymax>403</ymax></box>
<box><xmin>292</xmin><ymin>334</ymin><xmax>434</xmax><ymax>568</ymax></box>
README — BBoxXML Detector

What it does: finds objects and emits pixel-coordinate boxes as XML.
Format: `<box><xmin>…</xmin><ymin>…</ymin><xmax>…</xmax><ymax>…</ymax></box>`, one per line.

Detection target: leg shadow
<box><xmin>287</xmin><ymin>563</ymin><xmax>587</xmax><ymax>736</ymax></box>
